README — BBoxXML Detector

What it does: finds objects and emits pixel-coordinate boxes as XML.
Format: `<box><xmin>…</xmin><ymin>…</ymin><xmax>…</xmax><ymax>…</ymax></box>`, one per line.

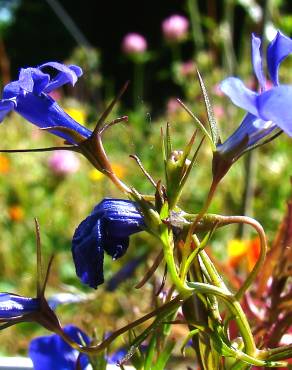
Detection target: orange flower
<box><xmin>246</xmin><ymin>237</ymin><xmax>261</xmax><ymax>271</ymax></box>
<box><xmin>112</xmin><ymin>163</ymin><xmax>126</xmax><ymax>179</ymax></box>
<box><xmin>0</xmin><ymin>155</ymin><xmax>10</xmax><ymax>174</ymax></box>
<box><xmin>227</xmin><ymin>237</ymin><xmax>261</xmax><ymax>271</ymax></box>
<box><xmin>9</xmin><ymin>205</ymin><xmax>24</xmax><ymax>222</ymax></box>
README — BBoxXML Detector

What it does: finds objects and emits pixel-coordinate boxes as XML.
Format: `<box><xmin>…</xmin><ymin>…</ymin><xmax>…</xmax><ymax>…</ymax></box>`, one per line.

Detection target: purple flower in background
<box><xmin>106</xmin><ymin>254</ymin><xmax>145</xmax><ymax>292</ymax></box>
<box><xmin>122</xmin><ymin>33</ymin><xmax>147</xmax><ymax>55</ymax></box>
<box><xmin>72</xmin><ymin>198</ymin><xmax>145</xmax><ymax>289</ymax></box>
<box><xmin>29</xmin><ymin>324</ymin><xmax>90</xmax><ymax>370</ymax></box>
<box><xmin>0</xmin><ymin>293</ymin><xmax>39</xmax><ymax>319</ymax></box>
<box><xmin>0</xmin><ymin>62</ymin><xmax>92</xmax><ymax>144</ymax></box>
<box><xmin>218</xmin><ymin>31</ymin><xmax>292</xmax><ymax>158</ymax></box>
<box><xmin>48</xmin><ymin>150</ymin><xmax>80</xmax><ymax>175</ymax></box>
<box><xmin>162</xmin><ymin>15</ymin><xmax>189</xmax><ymax>42</ymax></box>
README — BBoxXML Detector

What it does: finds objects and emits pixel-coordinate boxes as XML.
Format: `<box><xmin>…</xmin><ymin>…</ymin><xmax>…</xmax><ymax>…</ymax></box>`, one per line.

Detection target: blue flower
<box><xmin>29</xmin><ymin>324</ymin><xmax>90</xmax><ymax>370</ymax></box>
<box><xmin>0</xmin><ymin>62</ymin><xmax>92</xmax><ymax>144</ymax></box>
<box><xmin>218</xmin><ymin>31</ymin><xmax>292</xmax><ymax>157</ymax></box>
<box><xmin>72</xmin><ymin>198</ymin><xmax>145</xmax><ymax>289</ymax></box>
<box><xmin>0</xmin><ymin>293</ymin><xmax>39</xmax><ymax>319</ymax></box>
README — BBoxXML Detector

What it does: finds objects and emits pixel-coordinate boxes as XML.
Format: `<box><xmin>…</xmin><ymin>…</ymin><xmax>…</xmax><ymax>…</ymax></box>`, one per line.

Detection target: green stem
<box><xmin>160</xmin><ymin>229</ymin><xmax>193</xmax><ymax>297</ymax></box>
<box><xmin>261</xmin><ymin>344</ymin><xmax>292</xmax><ymax>361</ymax></box>
<box><xmin>133</xmin><ymin>61</ymin><xmax>144</xmax><ymax>110</ymax></box>
<box><xmin>187</xmin><ymin>0</ymin><xmax>204</xmax><ymax>51</ymax></box>
<box><xmin>199</xmin><ymin>249</ymin><xmax>228</xmax><ymax>292</ymax></box>
<box><xmin>57</xmin><ymin>295</ymin><xmax>183</xmax><ymax>355</ymax></box>
<box><xmin>222</xmin><ymin>0</ymin><xmax>236</xmax><ymax>74</ymax></box>
<box><xmin>216</xmin><ymin>215</ymin><xmax>267</xmax><ymax>300</ymax></box>
<box><xmin>187</xmin><ymin>282</ymin><xmax>257</xmax><ymax>356</ymax></box>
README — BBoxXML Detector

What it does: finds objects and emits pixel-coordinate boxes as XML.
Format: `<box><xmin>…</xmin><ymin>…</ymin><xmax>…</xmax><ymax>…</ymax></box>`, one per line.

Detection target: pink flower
<box><xmin>122</xmin><ymin>33</ymin><xmax>147</xmax><ymax>55</ymax></box>
<box><xmin>180</xmin><ymin>60</ymin><xmax>196</xmax><ymax>77</ymax></box>
<box><xmin>213</xmin><ymin>105</ymin><xmax>224</xmax><ymax>119</ymax></box>
<box><xmin>162</xmin><ymin>15</ymin><xmax>189</xmax><ymax>42</ymax></box>
<box><xmin>48</xmin><ymin>151</ymin><xmax>80</xmax><ymax>175</ymax></box>
<box><xmin>166</xmin><ymin>97</ymin><xmax>179</xmax><ymax>116</ymax></box>
<box><xmin>213</xmin><ymin>84</ymin><xmax>224</xmax><ymax>97</ymax></box>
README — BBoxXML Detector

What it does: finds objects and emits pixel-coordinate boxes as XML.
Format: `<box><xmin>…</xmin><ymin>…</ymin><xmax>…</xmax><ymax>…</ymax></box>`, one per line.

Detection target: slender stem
<box><xmin>199</xmin><ymin>249</ymin><xmax>228</xmax><ymax>292</ymax></box>
<box><xmin>0</xmin><ymin>146</ymin><xmax>76</xmax><ymax>153</ymax></box>
<box><xmin>185</xmin><ymin>179</ymin><xmax>218</xmax><ymax>249</ymax></box>
<box><xmin>133</xmin><ymin>62</ymin><xmax>144</xmax><ymax>110</ymax></box>
<box><xmin>186</xmin><ymin>282</ymin><xmax>257</xmax><ymax>355</ymax></box>
<box><xmin>187</xmin><ymin>0</ymin><xmax>204</xmax><ymax>51</ymax></box>
<box><xmin>217</xmin><ymin>215</ymin><xmax>267</xmax><ymax>300</ymax></box>
<box><xmin>176</xmin><ymin>99</ymin><xmax>216</xmax><ymax>151</ymax></box>
<box><xmin>222</xmin><ymin>0</ymin><xmax>236</xmax><ymax>74</ymax></box>
<box><xmin>56</xmin><ymin>295</ymin><xmax>183</xmax><ymax>355</ymax></box>
<box><xmin>262</xmin><ymin>344</ymin><xmax>292</xmax><ymax>361</ymax></box>
<box><xmin>160</xmin><ymin>230</ymin><xmax>193</xmax><ymax>297</ymax></box>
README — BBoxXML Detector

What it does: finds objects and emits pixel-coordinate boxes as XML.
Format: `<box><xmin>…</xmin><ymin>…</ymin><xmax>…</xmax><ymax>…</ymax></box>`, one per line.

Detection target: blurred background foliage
<box><xmin>0</xmin><ymin>0</ymin><xmax>291</xmax><ymax>362</ymax></box>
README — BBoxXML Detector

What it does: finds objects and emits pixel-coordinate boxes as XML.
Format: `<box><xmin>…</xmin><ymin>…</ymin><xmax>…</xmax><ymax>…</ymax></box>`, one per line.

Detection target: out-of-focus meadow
<box><xmin>0</xmin><ymin>0</ymin><xmax>291</xmax><ymax>362</ymax></box>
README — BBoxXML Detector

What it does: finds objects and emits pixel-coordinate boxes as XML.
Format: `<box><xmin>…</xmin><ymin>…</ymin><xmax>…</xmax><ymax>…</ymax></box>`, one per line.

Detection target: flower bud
<box><xmin>162</xmin><ymin>15</ymin><xmax>189</xmax><ymax>42</ymax></box>
<box><xmin>122</xmin><ymin>33</ymin><xmax>147</xmax><ymax>55</ymax></box>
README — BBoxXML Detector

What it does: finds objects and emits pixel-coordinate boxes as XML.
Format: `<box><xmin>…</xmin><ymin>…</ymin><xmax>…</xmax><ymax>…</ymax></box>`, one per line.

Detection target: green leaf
<box><xmin>196</xmin><ymin>69</ymin><xmax>221</xmax><ymax>146</ymax></box>
<box><xmin>153</xmin><ymin>339</ymin><xmax>176</xmax><ymax>370</ymax></box>
<box><xmin>144</xmin><ymin>335</ymin><xmax>157</xmax><ymax>370</ymax></box>
<box><xmin>176</xmin><ymin>99</ymin><xmax>216</xmax><ymax>151</ymax></box>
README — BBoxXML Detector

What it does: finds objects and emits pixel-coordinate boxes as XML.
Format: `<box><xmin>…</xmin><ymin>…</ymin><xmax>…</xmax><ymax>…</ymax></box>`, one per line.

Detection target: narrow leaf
<box><xmin>153</xmin><ymin>339</ymin><xmax>176</xmax><ymax>370</ymax></box>
<box><xmin>176</xmin><ymin>99</ymin><xmax>215</xmax><ymax>151</ymax></box>
<box><xmin>197</xmin><ymin>69</ymin><xmax>221</xmax><ymax>145</ymax></box>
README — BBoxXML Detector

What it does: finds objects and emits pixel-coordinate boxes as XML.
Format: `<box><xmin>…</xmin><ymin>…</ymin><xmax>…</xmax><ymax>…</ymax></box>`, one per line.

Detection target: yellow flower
<box><xmin>88</xmin><ymin>163</ymin><xmax>126</xmax><ymax>182</ymax></box>
<box><xmin>89</xmin><ymin>169</ymin><xmax>104</xmax><ymax>182</ymax></box>
<box><xmin>64</xmin><ymin>108</ymin><xmax>87</xmax><ymax>125</ymax></box>
<box><xmin>228</xmin><ymin>239</ymin><xmax>247</xmax><ymax>258</ymax></box>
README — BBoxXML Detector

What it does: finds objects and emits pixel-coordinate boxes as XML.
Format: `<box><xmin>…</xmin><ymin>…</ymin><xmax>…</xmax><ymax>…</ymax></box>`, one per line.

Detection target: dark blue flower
<box><xmin>218</xmin><ymin>31</ymin><xmax>292</xmax><ymax>157</ymax></box>
<box><xmin>0</xmin><ymin>293</ymin><xmax>39</xmax><ymax>319</ymax></box>
<box><xmin>0</xmin><ymin>62</ymin><xmax>92</xmax><ymax>144</ymax></box>
<box><xmin>29</xmin><ymin>324</ymin><xmax>90</xmax><ymax>370</ymax></box>
<box><xmin>72</xmin><ymin>198</ymin><xmax>145</xmax><ymax>289</ymax></box>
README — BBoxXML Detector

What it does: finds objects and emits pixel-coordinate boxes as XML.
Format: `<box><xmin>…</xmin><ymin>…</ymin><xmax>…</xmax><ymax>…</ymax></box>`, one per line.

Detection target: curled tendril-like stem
<box><xmin>215</xmin><ymin>215</ymin><xmax>267</xmax><ymax>300</ymax></box>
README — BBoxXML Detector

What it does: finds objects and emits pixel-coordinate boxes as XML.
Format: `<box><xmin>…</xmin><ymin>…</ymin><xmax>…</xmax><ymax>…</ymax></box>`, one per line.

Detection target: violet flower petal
<box><xmin>251</xmin><ymin>33</ymin><xmax>266</xmax><ymax>90</ymax></box>
<box><xmin>29</xmin><ymin>324</ymin><xmax>90</xmax><ymax>370</ymax></box>
<box><xmin>72</xmin><ymin>199</ymin><xmax>145</xmax><ymax>289</ymax></box>
<box><xmin>0</xmin><ymin>62</ymin><xmax>91</xmax><ymax>143</ymax></box>
<box><xmin>267</xmin><ymin>31</ymin><xmax>292</xmax><ymax>86</ymax></box>
<box><xmin>0</xmin><ymin>293</ymin><xmax>39</xmax><ymax>318</ymax></box>
<box><xmin>40</xmin><ymin>62</ymin><xmax>83</xmax><ymax>93</ymax></box>
<box><xmin>0</xmin><ymin>100</ymin><xmax>15</xmax><ymax>121</ymax></box>
<box><xmin>257</xmin><ymin>85</ymin><xmax>292</xmax><ymax>136</ymax></box>
<box><xmin>18</xmin><ymin>68</ymin><xmax>50</xmax><ymax>94</ymax></box>
<box><xmin>220</xmin><ymin>77</ymin><xmax>259</xmax><ymax>116</ymax></box>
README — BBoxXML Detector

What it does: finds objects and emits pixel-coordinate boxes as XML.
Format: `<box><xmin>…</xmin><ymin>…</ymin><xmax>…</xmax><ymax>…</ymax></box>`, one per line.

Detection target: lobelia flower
<box><xmin>72</xmin><ymin>198</ymin><xmax>145</xmax><ymax>289</ymax></box>
<box><xmin>29</xmin><ymin>324</ymin><xmax>90</xmax><ymax>370</ymax></box>
<box><xmin>0</xmin><ymin>293</ymin><xmax>39</xmax><ymax>320</ymax></box>
<box><xmin>29</xmin><ymin>324</ymin><xmax>128</xmax><ymax>369</ymax></box>
<box><xmin>217</xmin><ymin>31</ymin><xmax>292</xmax><ymax>159</ymax></box>
<box><xmin>0</xmin><ymin>62</ymin><xmax>92</xmax><ymax>144</ymax></box>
